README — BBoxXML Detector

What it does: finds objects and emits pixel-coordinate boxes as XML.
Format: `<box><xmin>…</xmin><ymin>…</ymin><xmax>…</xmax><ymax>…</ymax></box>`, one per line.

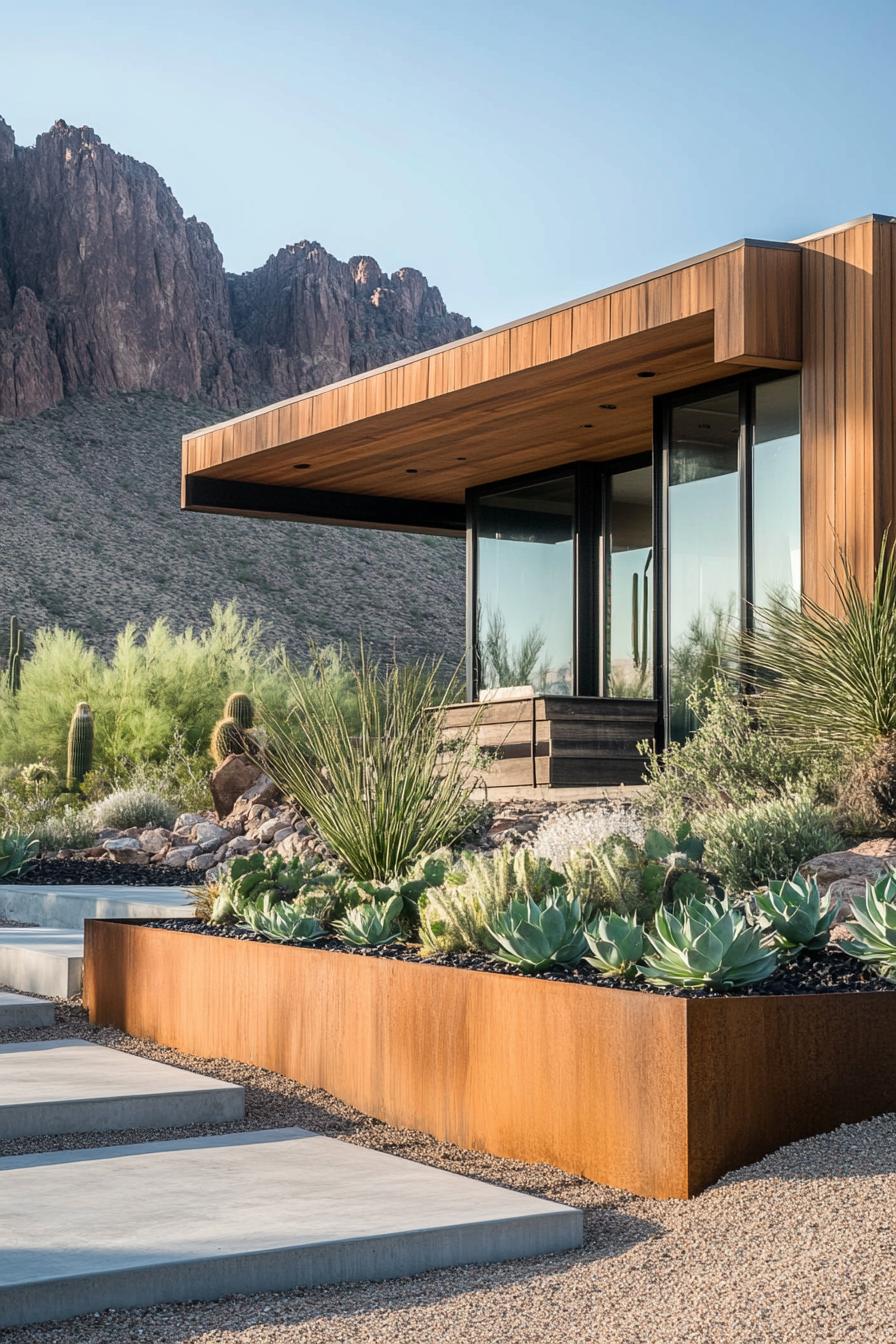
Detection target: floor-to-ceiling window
<box><xmin>666</xmin><ymin>389</ymin><xmax>741</xmax><ymax>739</ymax></box>
<box><xmin>662</xmin><ymin>373</ymin><xmax>801</xmax><ymax>741</ymax></box>
<box><xmin>605</xmin><ymin>463</ymin><xmax>654</xmax><ymax>698</ymax></box>
<box><xmin>475</xmin><ymin>476</ymin><xmax>575</xmax><ymax>695</ymax></box>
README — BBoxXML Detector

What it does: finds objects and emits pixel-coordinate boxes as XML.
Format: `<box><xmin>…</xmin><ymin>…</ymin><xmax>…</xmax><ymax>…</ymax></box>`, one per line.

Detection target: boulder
<box><xmin>225</xmin><ymin>835</ymin><xmax>257</xmax><ymax>857</ymax></box>
<box><xmin>174</xmin><ymin>811</ymin><xmax>209</xmax><ymax>835</ymax></box>
<box><xmin>163</xmin><ymin>844</ymin><xmax>200</xmax><ymax>867</ymax></box>
<box><xmin>274</xmin><ymin>831</ymin><xmax>306</xmax><ymax>860</ymax></box>
<box><xmin>187</xmin><ymin>852</ymin><xmax>219</xmax><ymax>873</ymax></box>
<box><xmin>139</xmin><ymin>827</ymin><xmax>171</xmax><ymax>855</ymax></box>
<box><xmin>209</xmin><ymin>754</ymin><xmax>263</xmax><ymax>820</ymax></box>
<box><xmin>193</xmin><ymin>820</ymin><xmax>234</xmax><ymax>851</ymax></box>
<box><xmin>102</xmin><ymin>838</ymin><xmax>150</xmax><ymax>866</ymax></box>
<box><xmin>801</xmin><ymin>840</ymin><xmax>896</xmax><ymax>916</ymax></box>
<box><xmin>255</xmin><ymin>816</ymin><xmax>284</xmax><ymax>844</ymax></box>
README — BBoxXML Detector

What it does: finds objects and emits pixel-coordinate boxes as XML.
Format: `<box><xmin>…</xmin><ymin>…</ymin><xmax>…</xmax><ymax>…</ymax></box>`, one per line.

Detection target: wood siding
<box><xmin>441</xmin><ymin>696</ymin><xmax>658</xmax><ymax>794</ymax></box>
<box><xmin>800</xmin><ymin>217</ymin><xmax>896</xmax><ymax>604</ymax></box>
<box><xmin>182</xmin><ymin>241</ymin><xmax>801</xmax><ymax>518</ymax></box>
<box><xmin>85</xmin><ymin>921</ymin><xmax>896</xmax><ymax>1200</ymax></box>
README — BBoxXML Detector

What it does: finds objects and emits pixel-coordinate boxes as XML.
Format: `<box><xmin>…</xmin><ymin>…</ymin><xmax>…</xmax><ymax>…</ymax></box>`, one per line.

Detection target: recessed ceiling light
<box><xmin>406</xmin><ymin>468</ymin><xmax>418</xmax><ymax>474</ymax></box>
<box><xmin>293</xmin><ymin>463</ymin><xmax>310</xmax><ymax>470</ymax></box>
<box><xmin>636</xmin><ymin>370</ymin><xmax>656</xmax><ymax>379</ymax></box>
<box><xmin>599</xmin><ymin>404</ymin><xmax>617</xmax><ymax>411</ymax></box>
<box><xmin>582</xmin><ymin>423</ymin><xmax>593</xmax><ymax>429</ymax></box>
<box><xmin>698</xmin><ymin>423</ymin><xmax>711</xmax><ymax>430</ymax></box>
<box><xmin>456</xmin><ymin>456</ymin><xmax>467</xmax><ymax>461</ymax></box>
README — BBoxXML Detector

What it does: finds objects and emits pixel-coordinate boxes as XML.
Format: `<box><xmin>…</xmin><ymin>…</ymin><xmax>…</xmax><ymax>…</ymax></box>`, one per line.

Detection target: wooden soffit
<box><xmin>182</xmin><ymin>238</ymin><xmax>802</xmax><ymax>534</ymax></box>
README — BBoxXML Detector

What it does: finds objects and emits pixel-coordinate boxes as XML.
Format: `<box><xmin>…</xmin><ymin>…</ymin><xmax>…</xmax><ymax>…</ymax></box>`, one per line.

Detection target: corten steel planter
<box><xmin>84</xmin><ymin>919</ymin><xmax>896</xmax><ymax>1199</ymax></box>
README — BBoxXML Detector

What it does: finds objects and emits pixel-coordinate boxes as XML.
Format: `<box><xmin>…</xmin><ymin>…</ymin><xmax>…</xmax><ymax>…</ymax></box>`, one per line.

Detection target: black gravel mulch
<box><xmin>144</xmin><ymin>917</ymin><xmax>896</xmax><ymax>998</ymax></box>
<box><xmin>9</xmin><ymin>858</ymin><xmax>192</xmax><ymax>887</ymax></box>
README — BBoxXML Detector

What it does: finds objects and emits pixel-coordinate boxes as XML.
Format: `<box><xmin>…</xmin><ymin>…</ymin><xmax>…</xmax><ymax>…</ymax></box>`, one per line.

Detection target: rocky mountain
<box><xmin>0</xmin><ymin>118</ymin><xmax>470</xmax><ymax>660</ymax></box>
<box><xmin>0</xmin><ymin>117</ymin><xmax>475</xmax><ymax>418</ymax></box>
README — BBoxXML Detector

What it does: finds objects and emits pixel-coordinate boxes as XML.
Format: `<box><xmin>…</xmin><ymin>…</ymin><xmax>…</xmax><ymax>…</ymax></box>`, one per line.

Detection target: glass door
<box><xmin>603</xmin><ymin>462</ymin><xmax>654</xmax><ymax>698</ymax></box>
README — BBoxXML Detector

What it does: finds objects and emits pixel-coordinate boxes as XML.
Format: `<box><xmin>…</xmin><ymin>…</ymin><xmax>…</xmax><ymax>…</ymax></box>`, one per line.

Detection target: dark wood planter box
<box><xmin>84</xmin><ymin>919</ymin><xmax>896</xmax><ymax>1200</ymax></box>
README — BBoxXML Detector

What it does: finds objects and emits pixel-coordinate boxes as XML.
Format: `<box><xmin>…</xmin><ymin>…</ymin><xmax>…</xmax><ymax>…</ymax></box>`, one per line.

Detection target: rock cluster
<box><xmin>81</xmin><ymin>761</ymin><xmax>329</xmax><ymax>883</ymax></box>
<box><xmin>0</xmin><ymin>117</ymin><xmax>475</xmax><ymax>419</ymax></box>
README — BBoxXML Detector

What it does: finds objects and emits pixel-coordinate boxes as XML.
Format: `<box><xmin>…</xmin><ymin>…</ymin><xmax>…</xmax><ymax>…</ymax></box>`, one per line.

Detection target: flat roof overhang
<box><xmin>182</xmin><ymin>237</ymin><xmax>802</xmax><ymax>536</ymax></box>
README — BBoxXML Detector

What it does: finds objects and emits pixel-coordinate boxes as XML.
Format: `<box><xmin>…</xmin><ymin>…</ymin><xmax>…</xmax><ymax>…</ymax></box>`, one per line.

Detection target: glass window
<box><xmin>753</xmin><ymin>375</ymin><xmax>801</xmax><ymax>611</ymax></box>
<box><xmin>667</xmin><ymin>390</ymin><xmax>741</xmax><ymax>740</ymax></box>
<box><xmin>605</xmin><ymin>465</ymin><xmax>654</xmax><ymax>698</ymax></box>
<box><xmin>476</xmin><ymin>476</ymin><xmax>574</xmax><ymax>695</ymax></box>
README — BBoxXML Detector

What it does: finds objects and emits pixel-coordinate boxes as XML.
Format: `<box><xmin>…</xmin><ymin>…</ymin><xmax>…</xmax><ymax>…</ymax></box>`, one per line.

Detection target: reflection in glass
<box><xmin>753</xmin><ymin>375</ymin><xmax>801</xmax><ymax>611</ymax></box>
<box><xmin>668</xmin><ymin>390</ymin><xmax>740</xmax><ymax>739</ymax></box>
<box><xmin>605</xmin><ymin>465</ymin><xmax>653</xmax><ymax>697</ymax></box>
<box><xmin>476</xmin><ymin>477</ymin><xmax>574</xmax><ymax>694</ymax></box>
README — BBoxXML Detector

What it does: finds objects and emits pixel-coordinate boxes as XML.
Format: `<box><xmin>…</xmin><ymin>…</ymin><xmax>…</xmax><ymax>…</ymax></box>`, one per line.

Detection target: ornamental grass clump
<box><xmin>836</xmin><ymin>872</ymin><xmax>896</xmax><ymax>981</ymax></box>
<box><xmin>583</xmin><ymin>911</ymin><xmax>644</xmax><ymax>979</ymax></box>
<box><xmin>640</xmin><ymin>894</ymin><xmax>779</xmax><ymax>989</ymax></box>
<box><xmin>487</xmin><ymin>895</ymin><xmax>587</xmax><ymax>974</ymax></box>
<box><xmin>263</xmin><ymin>649</ymin><xmax>482</xmax><ymax>882</ymax></box>
<box><xmin>754</xmin><ymin>872</ymin><xmax>837</xmax><ymax>952</ymax></box>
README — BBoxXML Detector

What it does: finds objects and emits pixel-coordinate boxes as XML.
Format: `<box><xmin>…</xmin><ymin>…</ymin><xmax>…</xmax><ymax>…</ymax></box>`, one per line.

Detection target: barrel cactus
<box><xmin>66</xmin><ymin>702</ymin><xmax>94</xmax><ymax>790</ymax></box>
<box><xmin>224</xmin><ymin>691</ymin><xmax>254</xmax><ymax>729</ymax></box>
<box><xmin>210</xmin><ymin>715</ymin><xmax>247</xmax><ymax>765</ymax></box>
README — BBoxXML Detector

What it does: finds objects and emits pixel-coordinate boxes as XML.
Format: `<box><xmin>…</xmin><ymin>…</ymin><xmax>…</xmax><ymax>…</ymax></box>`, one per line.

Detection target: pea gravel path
<box><xmin>2</xmin><ymin>989</ymin><xmax>894</xmax><ymax>1344</ymax></box>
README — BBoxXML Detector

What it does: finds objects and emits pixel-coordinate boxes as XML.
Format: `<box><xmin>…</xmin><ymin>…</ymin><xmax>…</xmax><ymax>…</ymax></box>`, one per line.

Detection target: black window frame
<box><xmin>656</xmin><ymin>368</ymin><xmax>801</xmax><ymax>745</ymax></box>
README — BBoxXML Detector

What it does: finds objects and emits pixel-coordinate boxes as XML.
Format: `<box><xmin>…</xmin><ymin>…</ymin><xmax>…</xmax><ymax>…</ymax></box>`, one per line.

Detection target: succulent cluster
<box><xmin>0</xmin><ymin>832</ymin><xmax>38</xmax><ymax>880</ymax></box>
<box><xmin>640</xmin><ymin>895</ymin><xmax>778</xmax><ymax>989</ymax></box>
<box><xmin>487</xmin><ymin>895</ymin><xmax>586</xmax><ymax>973</ymax></box>
<box><xmin>419</xmin><ymin>846</ymin><xmax>562</xmax><ymax>954</ymax></box>
<box><xmin>755</xmin><ymin>873</ymin><xmax>836</xmax><ymax>951</ymax></box>
<box><xmin>837</xmin><ymin>872</ymin><xmax>896</xmax><ymax>980</ymax></box>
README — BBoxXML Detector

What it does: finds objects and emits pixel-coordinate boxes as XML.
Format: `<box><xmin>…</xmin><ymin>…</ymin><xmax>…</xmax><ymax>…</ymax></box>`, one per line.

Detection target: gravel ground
<box><xmin>1</xmin><ymin>994</ymin><xmax>895</xmax><ymax>1344</ymax></box>
<box><xmin>8</xmin><ymin>858</ymin><xmax>192</xmax><ymax>886</ymax></box>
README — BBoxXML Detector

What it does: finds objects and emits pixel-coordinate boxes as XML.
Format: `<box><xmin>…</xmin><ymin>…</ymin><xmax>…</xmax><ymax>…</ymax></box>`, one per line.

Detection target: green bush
<box><xmin>639</xmin><ymin>678</ymin><xmax>834</xmax><ymax>831</ymax></box>
<box><xmin>0</xmin><ymin>603</ymin><xmax>293</xmax><ymax>776</ymax></box>
<box><xmin>263</xmin><ymin>650</ymin><xmax>481</xmax><ymax>881</ymax></box>
<box><xmin>31</xmin><ymin>807</ymin><xmax>97</xmax><ymax>854</ymax></box>
<box><xmin>90</xmin><ymin>788</ymin><xmax>177</xmax><ymax>832</ymax></box>
<box><xmin>696</xmin><ymin>794</ymin><xmax>842</xmax><ymax>894</ymax></box>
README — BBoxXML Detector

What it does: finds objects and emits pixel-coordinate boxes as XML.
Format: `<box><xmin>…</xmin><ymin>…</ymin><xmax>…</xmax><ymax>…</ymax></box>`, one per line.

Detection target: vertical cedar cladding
<box><xmin>800</xmin><ymin>217</ymin><xmax>896</xmax><ymax>606</ymax></box>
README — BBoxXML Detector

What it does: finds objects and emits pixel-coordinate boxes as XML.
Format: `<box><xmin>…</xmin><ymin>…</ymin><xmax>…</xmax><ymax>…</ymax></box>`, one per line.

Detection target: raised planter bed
<box><xmin>84</xmin><ymin>919</ymin><xmax>896</xmax><ymax>1200</ymax></box>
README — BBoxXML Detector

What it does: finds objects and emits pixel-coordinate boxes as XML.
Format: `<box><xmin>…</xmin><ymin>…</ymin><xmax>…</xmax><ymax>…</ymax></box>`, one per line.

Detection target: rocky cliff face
<box><xmin>0</xmin><ymin>118</ymin><xmax>474</xmax><ymax>419</ymax></box>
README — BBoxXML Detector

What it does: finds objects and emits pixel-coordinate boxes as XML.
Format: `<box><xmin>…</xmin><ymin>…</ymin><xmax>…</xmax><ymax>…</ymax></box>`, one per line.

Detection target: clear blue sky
<box><xmin>4</xmin><ymin>0</ymin><xmax>895</xmax><ymax>329</ymax></box>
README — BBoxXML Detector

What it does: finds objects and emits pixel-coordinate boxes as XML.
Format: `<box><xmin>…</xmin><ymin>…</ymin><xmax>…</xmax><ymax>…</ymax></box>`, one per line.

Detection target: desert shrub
<box><xmin>31</xmin><ymin>807</ymin><xmax>97</xmax><ymax>854</ymax></box>
<box><xmin>532</xmin><ymin>804</ymin><xmax>644</xmax><ymax>868</ymax></box>
<box><xmin>563</xmin><ymin>823</ymin><xmax>716</xmax><ymax>920</ymax></box>
<box><xmin>90</xmin><ymin>788</ymin><xmax>177</xmax><ymax>832</ymax></box>
<box><xmin>696</xmin><ymin>794</ymin><xmax>842</xmax><ymax>894</ymax></box>
<box><xmin>639</xmin><ymin>678</ymin><xmax>832</xmax><ymax>831</ymax></box>
<box><xmin>740</xmin><ymin>538</ymin><xmax>896</xmax><ymax>826</ymax></box>
<box><xmin>91</xmin><ymin>732</ymin><xmax>214</xmax><ymax>814</ymax></box>
<box><xmin>0</xmin><ymin>602</ymin><xmax>292</xmax><ymax>775</ymax></box>
<box><xmin>263</xmin><ymin>651</ymin><xmax>481</xmax><ymax>881</ymax></box>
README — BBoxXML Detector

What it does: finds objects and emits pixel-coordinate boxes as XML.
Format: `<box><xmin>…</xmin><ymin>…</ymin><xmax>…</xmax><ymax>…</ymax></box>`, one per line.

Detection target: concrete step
<box><xmin>0</xmin><ymin>928</ymin><xmax>83</xmax><ymax>997</ymax></box>
<box><xmin>0</xmin><ymin>1127</ymin><xmax>582</xmax><ymax>1329</ymax></box>
<box><xmin>0</xmin><ymin>883</ymin><xmax>193</xmax><ymax>930</ymax></box>
<box><xmin>0</xmin><ymin>991</ymin><xmax>56</xmax><ymax>1030</ymax></box>
<box><xmin>0</xmin><ymin>1039</ymin><xmax>245</xmax><ymax>1140</ymax></box>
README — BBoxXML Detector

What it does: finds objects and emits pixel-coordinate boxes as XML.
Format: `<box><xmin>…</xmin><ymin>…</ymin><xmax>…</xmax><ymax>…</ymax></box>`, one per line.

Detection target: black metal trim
<box><xmin>575</xmin><ymin>462</ymin><xmax>600</xmax><ymax>697</ymax></box>
<box><xmin>184</xmin><ymin>475</ymin><xmax>466</xmax><ymax>536</ymax></box>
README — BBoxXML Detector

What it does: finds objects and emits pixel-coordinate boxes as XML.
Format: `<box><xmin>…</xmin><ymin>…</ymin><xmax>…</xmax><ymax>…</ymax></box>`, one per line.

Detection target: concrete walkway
<box><xmin>0</xmin><ymin>991</ymin><xmax>56</xmax><ymax>1030</ymax></box>
<box><xmin>0</xmin><ymin>1039</ymin><xmax>245</xmax><ymax>1139</ymax></box>
<box><xmin>0</xmin><ymin>928</ymin><xmax>84</xmax><ymax>997</ymax></box>
<box><xmin>0</xmin><ymin>883</ymin><xmax>192</xmax><ymax>930</ymax></box>
<box><xmin>0</xmin><ymin>1127</ymin><xmax>582</xmax><ymax>1329</ymax></box>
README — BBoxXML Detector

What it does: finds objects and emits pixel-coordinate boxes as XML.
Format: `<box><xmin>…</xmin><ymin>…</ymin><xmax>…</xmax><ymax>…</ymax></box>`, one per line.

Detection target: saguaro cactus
<box><xmin>6</xmin><ymin>616</ymin><xmax>22</xmax><ymax>695</ymax></box>
<box><xmin>224</xmin><ymin>691</ymin><xmax>254</xmax><ymax>729</ymax></box>
<box><xmin>66</xmin><ymin>702</ymin><xmax>94</xmax><ymax>790</ymax></box>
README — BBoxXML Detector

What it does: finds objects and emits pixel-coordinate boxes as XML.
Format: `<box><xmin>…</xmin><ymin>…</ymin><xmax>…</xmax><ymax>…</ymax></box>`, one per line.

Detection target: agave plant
<box><xmin>640</xmin><ymin>894</ymin><xmax>778</xmax><ymax>989</ymax></box>
<box><xmin>206</xmin><ymin>852</ymin><xmax>331</xmax><ymax>925</ymax></box>
<box><xmin>754</xmin><ymin>872</ymin><xmax>836</xmax><ymax>952</ymax></box>
<box><xmin>836</xmin><ymin>872</ymin><xmax>896</xmax><ymax>980</ymax></box>
<box><xmin>239</xmin><ymin>895</ymin><xmax>327</xmax><ymax>944</ymax></box>
<box><xmin>486</xmin><ymin>895</ymin><xmax>587</xmax><ymax>974</ymax></box>
<box><xmin>333</xmin><ymin>893</ymin><xmax>404</xmax><ymax>947</ymax></box>
<box><xmin>583</xmin><ymin>911</ymin><xmax>644</xmax><ymax>979</ymax></box>
<box><xmin>0</xmin><ymin>832</ymin><xmax>38</xmax><ymax>880</ymax></box>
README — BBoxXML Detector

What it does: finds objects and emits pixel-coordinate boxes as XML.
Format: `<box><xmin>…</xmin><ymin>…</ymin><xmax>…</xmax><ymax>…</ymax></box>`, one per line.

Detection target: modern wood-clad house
<box><xmin>181</xmin><ymin>215</ymin><xmax>896</xmax><ymax>794</ymax></box>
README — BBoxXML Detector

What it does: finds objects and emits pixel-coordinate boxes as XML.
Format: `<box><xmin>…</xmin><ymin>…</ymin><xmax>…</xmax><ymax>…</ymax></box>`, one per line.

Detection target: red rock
<box><xmin>209</xmin><ymin>754</ymin><xmax>263</xmax><ymax>820</ymax></box>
